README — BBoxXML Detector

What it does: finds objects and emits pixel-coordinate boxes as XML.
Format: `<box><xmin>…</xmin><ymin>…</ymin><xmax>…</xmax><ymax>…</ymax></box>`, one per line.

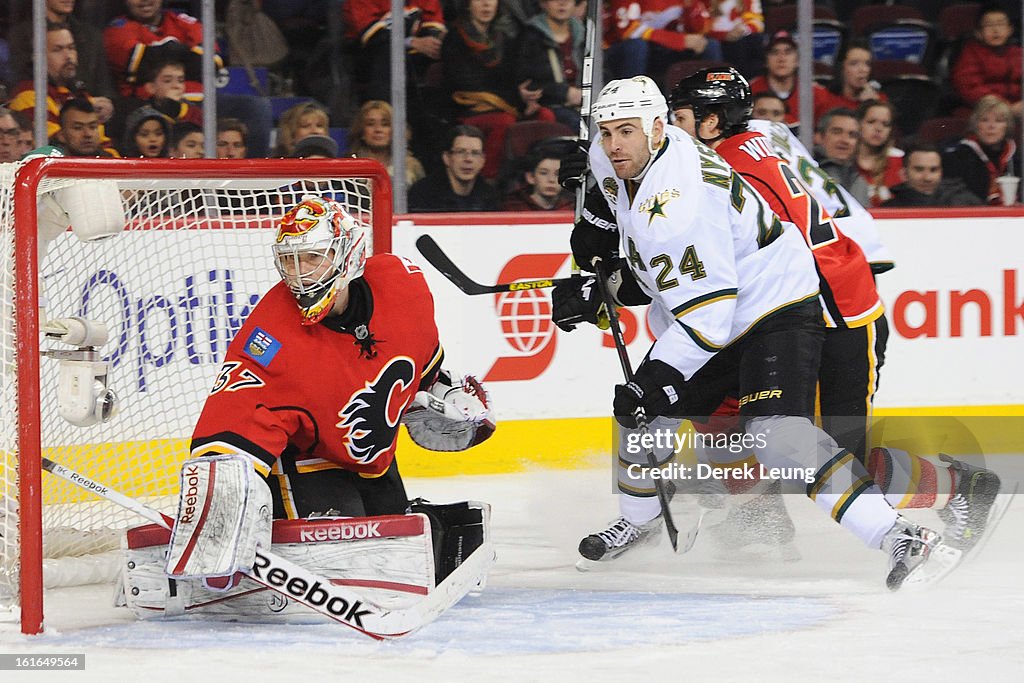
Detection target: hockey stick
<box><xmin>40</xmin><ymin>456</ymin><xmax>493</xmax><ymax>639</ymax></box>
<box><xmin>570</xmin><ymin>0</ymin><xmax>601</xmax><ymax>278</ymax></box>
<box><xmin>416</xmin><ymin>234</ymin><xmax>576</xmax><ymax>295</ymax></box>
<box><xmin>591</xmin><ymin>260</ymin><xmax>680</xmax><ymax>551</ymax></box>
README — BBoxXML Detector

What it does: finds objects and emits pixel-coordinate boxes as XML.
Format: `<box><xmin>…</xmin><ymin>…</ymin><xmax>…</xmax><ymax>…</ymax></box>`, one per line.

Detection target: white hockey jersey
<box><xmin>748</xmin><ymin>119</ymin><xmax>895</xmax><ymax>273</ymax></box>
<box><xmin>589</xmin><ymin>125</ymin><xmax>820</xmax><ymax>379</ymax></box>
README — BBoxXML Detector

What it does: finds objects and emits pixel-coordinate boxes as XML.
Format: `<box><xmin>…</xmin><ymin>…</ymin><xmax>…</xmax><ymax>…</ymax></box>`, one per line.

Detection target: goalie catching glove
<box><xmin>403</xmin><ymin>370</ymin><xmax>495</xmax><ymax>451</ymax></box>
<box><xmin>165</xmin><ymin>454</ymin><xmax>272</xmax><ymax>587</ymax></box>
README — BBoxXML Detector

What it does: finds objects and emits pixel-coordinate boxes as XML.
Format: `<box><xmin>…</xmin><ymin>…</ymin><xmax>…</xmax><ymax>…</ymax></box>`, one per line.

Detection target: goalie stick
<box><xmin>416</xmin><ymin>234</ymin><xmax>575</xmax><ymax>295</ymax></box>
<box><xmin>40</xmin><ymin>456</ymin><xmax>493</xmax><ymax>639</ymax></box>
<box><xmin>592</xmin><ymin>259</ymin><xmax>680</xmax><ymax>551</ymax></box>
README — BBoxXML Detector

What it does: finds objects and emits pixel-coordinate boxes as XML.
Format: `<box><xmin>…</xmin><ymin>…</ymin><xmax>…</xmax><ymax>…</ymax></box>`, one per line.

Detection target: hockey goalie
<box><xmin>120</xmin><ymin>195</ymin><xmax>497</xmax><ymax>624</ymax></box>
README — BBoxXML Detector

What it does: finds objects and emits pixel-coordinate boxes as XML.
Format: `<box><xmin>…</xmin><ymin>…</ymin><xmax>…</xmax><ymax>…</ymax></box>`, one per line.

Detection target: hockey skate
<box><xmin>882</xmin><ymin>516</ymin><xmax>962</xmax><ymax>591</ymax></box>
<box><xmin>576</xmin><ymin>516</ymin><xmax>663</xmax><ymax>567</ymax></box>
<box><xmin>704</xmin><ymin>480</ymin><xmax>800</xmax><ymax>561</ymax></box>
<box><xmin>936</xmin><ymin>455</ymin><xmax>1003</xmax><ymax>553</ymax></box>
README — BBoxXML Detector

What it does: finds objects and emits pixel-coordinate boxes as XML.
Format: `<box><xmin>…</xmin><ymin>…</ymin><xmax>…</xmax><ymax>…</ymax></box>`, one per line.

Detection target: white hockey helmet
<box><xmin>273</xmin><ymin>196</ymin><xmax>367</xmax><ymax>325</ymax></box>
<box><xmin>592</xmin><ymin>76</ymin><xmax>668</xmax><ymax>140</ymax></box>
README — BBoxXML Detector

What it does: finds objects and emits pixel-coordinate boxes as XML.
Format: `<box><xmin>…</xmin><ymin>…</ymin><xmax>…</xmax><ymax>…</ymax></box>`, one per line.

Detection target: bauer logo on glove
<box><xmin>403</xmin><ymin>370</ymin><xmax>495</xmax><ymax>451</ymax></box>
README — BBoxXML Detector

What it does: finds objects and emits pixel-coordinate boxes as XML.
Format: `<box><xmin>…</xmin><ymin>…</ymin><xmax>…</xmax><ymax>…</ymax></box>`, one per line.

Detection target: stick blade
<box><xmin>415</xmin><ymin>234</ymin><xmax>492</xmax><ymax>295</ymax></box>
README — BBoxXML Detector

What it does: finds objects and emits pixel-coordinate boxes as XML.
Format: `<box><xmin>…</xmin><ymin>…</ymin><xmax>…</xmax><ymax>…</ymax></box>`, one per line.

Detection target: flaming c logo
<box><xmin>483</xmin><ymin>254</ymin><xmax>570</xmax><ymax>382</ymax></box>
<box><xmin>277</xmin><ymin>198</ymin><xmax>328</xmax><ymax>242</ymax></box>
<box><xmin>336</xmin><ymin>357</ymin><xmax>416</xmax><ymax>464</ymax></box>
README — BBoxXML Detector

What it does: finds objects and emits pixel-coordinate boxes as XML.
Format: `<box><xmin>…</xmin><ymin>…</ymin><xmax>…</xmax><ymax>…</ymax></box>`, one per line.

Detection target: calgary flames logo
<box><xmin>336</xmin><ymin>357</ymin><xmax>416</xmax><ymax>464</ymax></box>
<box><xmin>277</xmin><ymin>198</ymin><xmax>331</xmax><ymax>243</ymax></box>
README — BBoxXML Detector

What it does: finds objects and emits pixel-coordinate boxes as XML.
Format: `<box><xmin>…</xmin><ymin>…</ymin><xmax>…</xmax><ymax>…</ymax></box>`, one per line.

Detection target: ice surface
<box><xmin>1</xmin><ymin>468</ymin><xmax>1021</xmax><ymax>681</ymax></box>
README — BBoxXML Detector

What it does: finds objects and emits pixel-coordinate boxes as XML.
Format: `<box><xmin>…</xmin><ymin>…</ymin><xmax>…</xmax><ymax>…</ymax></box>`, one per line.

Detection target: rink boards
<box><xmin>28</xmin><ymin>209</ymin><xmax>1024</xmax><ymax>504</ymax></box>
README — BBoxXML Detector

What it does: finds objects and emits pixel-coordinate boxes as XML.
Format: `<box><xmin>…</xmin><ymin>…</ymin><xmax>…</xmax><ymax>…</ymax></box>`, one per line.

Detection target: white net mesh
<box><xmin>0</xmin><ymin>158</ymin><xmax>387</xmax><ymax>625</ymax></box>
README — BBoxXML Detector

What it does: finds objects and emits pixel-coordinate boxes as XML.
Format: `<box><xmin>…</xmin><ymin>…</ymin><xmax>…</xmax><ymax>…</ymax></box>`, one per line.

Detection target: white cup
<box><xmin>996</xmin><ymin>175</ymin><xmax>1020</xmax><ymax>206</ymax></box>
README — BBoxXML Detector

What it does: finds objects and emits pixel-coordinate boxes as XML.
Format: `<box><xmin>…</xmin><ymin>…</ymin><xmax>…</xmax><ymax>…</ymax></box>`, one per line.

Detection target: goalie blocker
<box><xmin>121</xmin><ymin>501</ymin><xmax>491</xmax><ymax>622</ymax></box>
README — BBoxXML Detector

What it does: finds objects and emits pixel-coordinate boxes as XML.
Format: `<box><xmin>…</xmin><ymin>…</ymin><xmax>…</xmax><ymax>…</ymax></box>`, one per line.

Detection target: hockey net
<box><xmin>0</xmin><ymin>157</ymin><xmax>391</xmax><ymax>634</ymax></box>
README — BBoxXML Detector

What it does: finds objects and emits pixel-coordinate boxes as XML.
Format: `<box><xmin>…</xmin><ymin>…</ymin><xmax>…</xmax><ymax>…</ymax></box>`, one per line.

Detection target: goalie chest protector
<box><xmin>191</xmin><ymin>254</ymin><xmax>443</xmax><ymax>477</ymax></box>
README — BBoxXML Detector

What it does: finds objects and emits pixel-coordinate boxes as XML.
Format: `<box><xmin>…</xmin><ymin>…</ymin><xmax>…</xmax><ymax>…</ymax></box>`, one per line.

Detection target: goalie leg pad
<box><xmin>165</xmin><ymin>455</ymin><xmax>272</xmax><ymax>579</ymax></box>
<box><xmin>123</xmin><ymin>514</ymin><xmax>439</xmax><ymax>622</ymax></box>
<box><xmin>409</xmin><ymin>500</ymin><xmax>491</xmax><ymax>585</ymax></box>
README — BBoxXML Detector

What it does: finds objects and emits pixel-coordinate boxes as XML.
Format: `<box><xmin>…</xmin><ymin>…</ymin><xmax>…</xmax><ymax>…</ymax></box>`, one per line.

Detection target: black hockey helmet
<box><xmin>670</xmin><ymin>67</ymin><xmax>752</xmax><ymax>138</ymax></box>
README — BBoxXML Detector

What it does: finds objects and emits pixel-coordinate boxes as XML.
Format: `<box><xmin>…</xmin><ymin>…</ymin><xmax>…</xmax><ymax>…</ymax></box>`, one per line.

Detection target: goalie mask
<box><xmin>273</xmin><ymin>196</ymin><xmax>367</xmax><ymax>325</ymax></box>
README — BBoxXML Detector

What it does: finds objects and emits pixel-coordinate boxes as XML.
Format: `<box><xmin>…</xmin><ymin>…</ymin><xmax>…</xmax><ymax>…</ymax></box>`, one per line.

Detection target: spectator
<box><xmin>943</xmin><ymin>94</ymin><xmax>1021</xmax><ymax>205</ymax></box>
<box><xmin>604</xmin><ymin>0</ymin><xmax>722</xmax><ymax>81</ymax></box>
<box><xmin>0</xmin><ymin>108</ymin><xmax>20</xmax><ymax>163</ymax></box>
<box><xmin>514</xmin><ymin>0</ymin><xmax>585</xmax><ymax>129</ymax></box>
<box><xmin>494</xmin><ymin>0</ymin><xmax>542</xmax><ymax>38</ymax></box>
<box><xmin>502</xmin><ymin>144</ymin><xmax>573</xmax><ymax>210</ymax></box>
<box><xmin>104</xmin><ymin>0</ymin><xmax>272</xmax><ymax>157</ymax></box>
<box><xmin>9</xmin><ymin>0</ymin><xmax>116</xmax><ymax>124</ymax></box>
<box><xmin>142</xmin><ymin>58</ymin><xmax>202</xmax><ymax>126</ymax></box>
<box><xmin>169</xmin><ymin>120</ymin><xmax>203</xmax><ymax>158</ymax></box>
<box><xmin>884</xmin><ymin>142</ymin><xmax>983</xmax><ymax>207</ymax></box>
<box><xmin>951</xmin><ymin>4</ymin><xmax>1022</xmax><ymax>116</ymax></box>
<box><xmin>119</xmin><ymin>105</ymin><xmax>170</xmax><ymax>158</ymax></box>
<box><xmin>105</xmin><ymin>0</ymin><xmax>213</xmax><ymax>100</ymax></box>
<box><xmin>813</xmin><ymin>40</ymin><xmax>886</xmax><ymax>127</ymax></box>
<box><xmin>274</xmin><ymin>101</ymin><xmax>330</xmax><ymax>157</ymax></box>
<box><xmin>12</xmin><ymin>110</ymin><xmax>34</xmax><ymax>158</ymax></box>
<box><xmin>855</xmin><ymin>100</ymin><xmax>904</xmax><ymax>208</ymax></box>
<box><xmin>8</xmin><ymin>26</ymin><xmax>113</xmax><ymax>145</ymax></box>
<box><xmin>442</xmin><ymin>0</ymin><xmax>557</xmax><ymax>180</ymax></box>
<box><xmin>216</xmin><ymin>118</ymin><xmax>248</xmax><ymax>159</ymax></box>
<box><xmin>53</xmin><ymin>98</ymin><xmax>118</xmax><ymax>157</ymax></box>
<box><xmin>707</xmin><ymin>0</ymin><xmax>765</xmax><ymax>78</ymax></box>
<box><xmin>289</xmin><ymin>134</ymin><xmax>338</xmax><ymax>159</ymax></box>
<box><xmin>750</xmin><ymin>92</ymin><xmax>787</xmax><ymax>122</ymax></box>
<box><xmin>748</xmin><ymin>30</ymin><xmax>824</xmax><ymax>132</ymax></box>
<box><xmin>347</xmin><ymin>100</ymin><xmax>426</xmax><ymax>186</ymax></box>
<box><xmin>408</xmin><ymin>124</ymin><xmax>499</xmax><ymax>211</ymax></box>
<box><xmin>343</xmin><ymin>1</ymin><xmax>447</xmax><ymax>103</ymax></box>
<box><xmin>814</xmin><ymin>107</ymin><xmax>871</xmax><ymax>206</ymax></box>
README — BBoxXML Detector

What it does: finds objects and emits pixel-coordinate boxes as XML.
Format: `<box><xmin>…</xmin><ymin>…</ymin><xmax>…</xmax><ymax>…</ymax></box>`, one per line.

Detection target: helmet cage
<box><xmin>273</xmin><ymin>196</ymin><xmax>367</xmax><ymax>324</ymax></box>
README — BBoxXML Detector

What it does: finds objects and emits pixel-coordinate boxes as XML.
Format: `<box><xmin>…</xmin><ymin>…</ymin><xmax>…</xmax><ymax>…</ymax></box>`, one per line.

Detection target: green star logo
<box><xmin>644</xmin><ymin>195</ymin><xmax>668</xmax><ymax>225</ymax></box>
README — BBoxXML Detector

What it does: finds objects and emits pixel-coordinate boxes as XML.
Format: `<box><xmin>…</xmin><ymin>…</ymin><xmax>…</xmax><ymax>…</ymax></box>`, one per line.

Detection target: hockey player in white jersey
<box><xmin>552</xmin><ymin>76</ymin><xmax>959</xmax><ymax>589</ymax></box>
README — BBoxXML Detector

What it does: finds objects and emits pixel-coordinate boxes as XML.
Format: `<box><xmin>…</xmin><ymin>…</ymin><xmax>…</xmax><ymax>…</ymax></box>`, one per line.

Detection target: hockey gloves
<box><xmin>613</xmin><ymin>359</ymin><xmax>687</xmax><ymax>429</ymax></box>
<box><xmin>571</xmin><ymin>185</ymin><xmax>620</xmax><ymax>270</ymax></box>
<box><xmin>552</xmin><ymin>275</ymin><xmax>608</xmax><ymax>332</ymax></box>
<box><xmin>558</xmin><ymin>140</ymin><xmax>590</xmax><ymax>192</ymax></box>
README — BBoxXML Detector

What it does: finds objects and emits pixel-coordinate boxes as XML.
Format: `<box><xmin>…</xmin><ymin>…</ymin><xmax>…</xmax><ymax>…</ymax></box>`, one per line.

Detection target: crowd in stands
<box><xmin>0</xmin><ymin>0</ymin><xmax>1020</xmax><ymax>211</ymax></box>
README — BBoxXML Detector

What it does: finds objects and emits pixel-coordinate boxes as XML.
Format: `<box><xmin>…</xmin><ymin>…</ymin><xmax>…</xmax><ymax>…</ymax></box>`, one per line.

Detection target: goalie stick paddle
<box><xmin>591</xmin><ymin>260</ymin><xmax>680</xmax><ymax>552</ymax></box>
<box><xmin>416</xmin><ymin>234</ymin><xmax>575</xmax><ymax>295</ymax></box>
<box><xmin>40</xmin><ymin>456</ymin><xmax>493</xmax><ymax>639</ymax></box>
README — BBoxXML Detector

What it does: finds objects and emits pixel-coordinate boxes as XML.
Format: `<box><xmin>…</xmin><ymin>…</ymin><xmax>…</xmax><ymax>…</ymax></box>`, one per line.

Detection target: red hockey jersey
<box><xmin>604</xmin><ymin>0</ymin><xmax>710</xmax><ymax>50</ymax></box>
<box><xmin>104</xmin><ymin>10</ymin><xmax>218</xmax><ymax>99</ymax></box>
<box><xmin>715</xmin><ymin>131</ymin><xmax>883</xmax><ymax>328</ymax></box>
<box><xmin>191</xmin><ymin>254</ymin><xmax>443</xmax><ymax>478</ymax></box>
<box><xmin>343</xmin><ymin>0</ymin><xmax>446</xmax><ymax>45</ymax></box>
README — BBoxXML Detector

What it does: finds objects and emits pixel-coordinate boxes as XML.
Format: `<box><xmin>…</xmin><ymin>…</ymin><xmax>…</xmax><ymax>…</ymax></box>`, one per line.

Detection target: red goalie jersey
<box><xmin>191</xmin><ymin>254</ymin><xmax>443</xmax><ymax>478</ymax></box>
<box><xmin>715</xmin><ymin>132</ymin><xmax>884</xmax><ymax>328</ymax></box>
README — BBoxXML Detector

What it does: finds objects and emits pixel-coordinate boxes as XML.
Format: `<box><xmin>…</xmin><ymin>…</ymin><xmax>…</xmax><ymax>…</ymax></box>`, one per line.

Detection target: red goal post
<box><xmin>1</xmin><ymin>157</ymin><xmax>392</xmax><ymax>635</ymax></box>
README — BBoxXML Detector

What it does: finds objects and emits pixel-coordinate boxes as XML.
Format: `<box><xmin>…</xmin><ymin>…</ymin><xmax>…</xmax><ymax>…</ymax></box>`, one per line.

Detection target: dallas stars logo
<box><xmin>638</xmin><ymin>189</ymin><xmax>681</xmax><ymax>225</ymax></box>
